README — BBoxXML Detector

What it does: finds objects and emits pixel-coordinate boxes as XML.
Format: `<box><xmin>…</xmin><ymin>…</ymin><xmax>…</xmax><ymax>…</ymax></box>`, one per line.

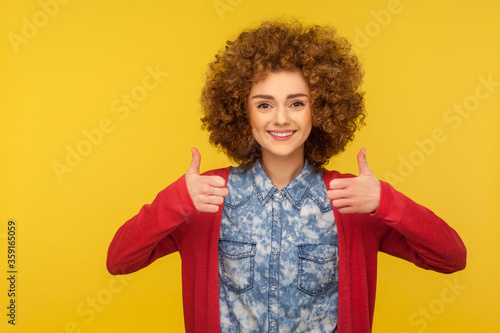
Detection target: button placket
<box><xmin>268</xmin><ymin>190</ymin><xmax>283</xmax><ymax>332</ymax></box>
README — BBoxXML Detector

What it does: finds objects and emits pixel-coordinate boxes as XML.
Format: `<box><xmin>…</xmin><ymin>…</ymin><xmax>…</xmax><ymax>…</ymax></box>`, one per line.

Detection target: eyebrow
<box><xmin>250</xmin><ymin>93</ymin><xmax>310</xmax><ymax>100</ymax></box>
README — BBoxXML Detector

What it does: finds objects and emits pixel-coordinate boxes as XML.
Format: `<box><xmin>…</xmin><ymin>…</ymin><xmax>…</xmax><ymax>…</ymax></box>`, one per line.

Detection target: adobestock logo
<box><xmin>400</xmin><ymin>277</ymin><xmax>467</xmax><ymax>333</ymax></box>
<box><xmin>383</xmin><ymin>74</ymin><xmax>498</xmax><ymax>185</ymax></box>
<box><xmin>213</xmin><ymin>0</ymin><xmax>243</xmax><ymax>21</ymax></box>
<box><xmin>51</xmin><ymin>64</ymin><xmax>168</xmax><ymax>183</ymax></box>
<box><xmin>8</xmin><ymin>0</ymin><xmax>72</xmax><ymax>54</ymax></box>
<box><xmin>352</xmin><ymin>0</ymin><xmax>414</xmax><ymax>50</ymax></box>
<box><xmin>56</xmin><ymin>275</ymin><xmax>135</xmax><ymax>333</ymax></box>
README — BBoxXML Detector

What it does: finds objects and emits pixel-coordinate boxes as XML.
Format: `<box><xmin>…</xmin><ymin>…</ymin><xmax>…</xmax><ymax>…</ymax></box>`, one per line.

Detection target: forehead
<box><xmin>250</xmin><ymin>70</ymin><xmax>310</xmax><ymax>95</ymax></box>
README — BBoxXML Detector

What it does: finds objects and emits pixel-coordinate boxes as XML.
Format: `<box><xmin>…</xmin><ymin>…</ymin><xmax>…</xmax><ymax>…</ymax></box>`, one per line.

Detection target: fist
<box><xmin>185</xmin><ymin>148</ymin><xmax>229</xmax><ymax>213</ymax></box>
<box><xmin>327</xmin><ymin>148</ymin><xmax>381</xmax><ymax>214</ymax></box>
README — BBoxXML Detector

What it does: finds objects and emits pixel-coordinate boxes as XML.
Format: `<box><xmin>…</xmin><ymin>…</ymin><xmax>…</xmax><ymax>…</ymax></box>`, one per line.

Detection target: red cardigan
<box><xmin>107</xmin><ymin>168</ymin><xmax>466</xmax><ymax>333</ymax></box>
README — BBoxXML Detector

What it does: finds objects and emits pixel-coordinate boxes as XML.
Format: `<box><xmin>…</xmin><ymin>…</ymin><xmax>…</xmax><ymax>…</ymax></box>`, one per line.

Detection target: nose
<box><xmin>273</xmin><ymin>107</ymin><xmax>290</xmax><ymax>126</ymax></box>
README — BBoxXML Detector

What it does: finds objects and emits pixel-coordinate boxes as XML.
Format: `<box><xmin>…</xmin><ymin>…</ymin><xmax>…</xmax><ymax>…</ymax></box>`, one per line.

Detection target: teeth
<box><xmin>270</xmin><ymin>131</ymin><xmax>294</xmax><ymax>137</ymax></box>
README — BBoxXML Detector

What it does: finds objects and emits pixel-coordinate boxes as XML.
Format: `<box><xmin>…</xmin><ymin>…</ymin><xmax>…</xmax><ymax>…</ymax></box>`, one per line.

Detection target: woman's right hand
<box><xmin>185</xmin><ymin>148</ymin><xmax>228</xmax><ymax>213</ymax></box>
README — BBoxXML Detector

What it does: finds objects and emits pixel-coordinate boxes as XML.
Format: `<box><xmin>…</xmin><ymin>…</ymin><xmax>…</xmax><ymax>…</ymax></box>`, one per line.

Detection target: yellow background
<box><xmin>1</xmin><ymin>0</ymin><xmax>499</xmax><ymax>332</ymax></box>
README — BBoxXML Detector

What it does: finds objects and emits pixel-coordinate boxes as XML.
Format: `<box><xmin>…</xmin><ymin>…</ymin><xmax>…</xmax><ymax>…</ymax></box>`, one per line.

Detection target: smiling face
<box><xmin>247</xmin><ymin>70</ymin><xmax>312</xmax><ymax>166</ymax></box>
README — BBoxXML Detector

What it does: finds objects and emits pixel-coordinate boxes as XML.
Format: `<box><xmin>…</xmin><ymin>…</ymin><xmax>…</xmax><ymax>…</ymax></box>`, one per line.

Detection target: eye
<box><xmin>257</xmin><ymin>102</ymin><xmax>272</xmax><ymax>109</ymax></box>
<box><xmin>290</xmin><ymin>101</ymin><xmax>305</xmax><ymax>108</ymax></box>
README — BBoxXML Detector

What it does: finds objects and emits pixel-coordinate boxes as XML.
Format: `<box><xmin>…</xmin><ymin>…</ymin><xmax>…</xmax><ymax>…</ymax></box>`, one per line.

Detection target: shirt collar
<box><xmin>250</xmin><ymin>159</ymin><xmax>315</xmax><ymax>209</ymax></box>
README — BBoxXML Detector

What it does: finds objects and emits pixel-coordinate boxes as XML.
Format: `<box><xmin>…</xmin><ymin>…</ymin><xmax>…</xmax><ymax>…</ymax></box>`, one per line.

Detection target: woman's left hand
<box><xmin>327</xmin><ymin>148</ymin><xmax>381</xmax><ymax>214</ymax></box>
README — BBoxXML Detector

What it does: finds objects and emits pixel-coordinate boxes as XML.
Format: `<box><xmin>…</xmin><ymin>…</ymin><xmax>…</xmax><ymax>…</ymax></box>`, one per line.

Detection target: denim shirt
<box><xmin>219</xmin><ymin>160</ymin><xmax>339</xmax><ymax>332</ymax></box>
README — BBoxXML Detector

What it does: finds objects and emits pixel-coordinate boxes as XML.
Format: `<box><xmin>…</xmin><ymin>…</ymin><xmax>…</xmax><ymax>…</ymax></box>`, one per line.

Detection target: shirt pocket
<box><xmin>297</xmin><ymin>243</ymin><xmax>338</xmax><ymax>296</ymax></box>
<box><xmin>218</xmin><ymin>239</ymin><xmax>257</xmax><ymax>294</ymax></box>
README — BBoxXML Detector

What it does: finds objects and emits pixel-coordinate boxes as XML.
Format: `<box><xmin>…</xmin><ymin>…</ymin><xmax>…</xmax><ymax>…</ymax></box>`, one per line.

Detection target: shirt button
<box><xmin>271</xmin><ymin>285</ymin><xmax>276</xmax><ymax>291</ymax></box>
<box><xmin>319</xmin><ymin>253</ymin><xmax>324</xmax><ymax>258</ymax></box>
<box><xmin>274</xmin><ymin>216</ymin><xmax>279</xmax><ymax>221</ymax></box>
<box><xmin>272</xmin><ymin>250</ymin><xmax>278</xmax><ymax>255</ymax></box>
<box><xmin>230</xmin><ymin>250</ymin><xmax>235</xmax><ymax>255</ymax></box>
<box><xmin>274</xmin><ymin>192</ymin><xmax>281</xmax><ymax>198</ymax></box>
<box><xmin>271</xmin><ymin>321</ymin><xmax>276</xmax><ymax>327</ymax></box>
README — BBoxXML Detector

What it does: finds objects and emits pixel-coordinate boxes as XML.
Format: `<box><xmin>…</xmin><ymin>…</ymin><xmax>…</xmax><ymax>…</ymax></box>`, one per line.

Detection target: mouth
<box><xmin>267</xmin><ymin>130</ymin><xmax>296</xmax><ymax>140</ymax></box>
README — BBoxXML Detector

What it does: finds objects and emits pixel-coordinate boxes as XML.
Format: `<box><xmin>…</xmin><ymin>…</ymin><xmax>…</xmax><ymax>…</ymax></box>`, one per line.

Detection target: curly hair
<box><xmin>200</xmin><ymin>19</ymin><xmax>365</xmax><ymax>170</ymax></box>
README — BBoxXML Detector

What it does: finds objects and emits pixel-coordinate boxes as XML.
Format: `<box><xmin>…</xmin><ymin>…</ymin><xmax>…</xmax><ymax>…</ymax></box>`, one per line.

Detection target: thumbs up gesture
<box><xmin>185</xmin><ymin>148</ymin><xmax>229</xmax><ymax>213</ymax></box>
<box><xmin>327</xmin><ymin>148</ymin><xmax>381</xmax><ymax>214</ymax></box>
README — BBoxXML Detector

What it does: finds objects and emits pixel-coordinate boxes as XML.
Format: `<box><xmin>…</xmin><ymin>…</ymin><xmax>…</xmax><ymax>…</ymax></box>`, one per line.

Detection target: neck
<box><xmin>260</xmin><ymin>150</ymin><xmax>305</xmax><ymax>190</ymax></box>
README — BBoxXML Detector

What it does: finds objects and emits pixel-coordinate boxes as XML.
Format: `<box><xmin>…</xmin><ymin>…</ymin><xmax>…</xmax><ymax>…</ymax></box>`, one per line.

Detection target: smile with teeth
<box><xmin>268</xmin><ymin>131</ymin><xmax>295</xmax><ymax>138</ymax></box>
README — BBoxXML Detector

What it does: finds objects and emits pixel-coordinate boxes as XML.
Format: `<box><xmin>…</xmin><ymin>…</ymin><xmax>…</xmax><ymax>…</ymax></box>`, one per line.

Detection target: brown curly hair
<box><xmin>201</xmin><ymin>19</ymin><xmax>365</xmax><ymax>170</ymax></box>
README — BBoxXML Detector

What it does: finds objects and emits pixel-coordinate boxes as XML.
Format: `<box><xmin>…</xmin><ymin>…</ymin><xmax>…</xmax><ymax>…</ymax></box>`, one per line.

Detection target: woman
<box><xmin>107</xmin><ymin>20</ymin><xmax>466</xmax><ymax>332</ymax></box>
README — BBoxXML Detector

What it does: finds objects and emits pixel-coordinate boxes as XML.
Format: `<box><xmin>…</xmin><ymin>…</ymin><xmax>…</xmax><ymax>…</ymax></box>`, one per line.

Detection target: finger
<box><xmin>331</xmin><ymin>198</ymin><xmax>351</xmax><ymax>209</ymax></box>
<box><xmin>205</xmin><ymin>185</ymin><xmax>229</xmax><ymax>198</ymax></box>
<box><xmin>197</xmin><ymin>203</ymin><xmax>220</xmax><ymax>213</ymax></box>
<box><xmin>203</xmin><ymin>195</ymin><xmax>225</xmax><ymax>206</ymax></box>
<box><xmin>206</xmin><ymin>175</ymin><xmax>227</xmax><ymax>188</ymax></box>
<box><xmin>327</xmin><ymin>189</ymin><xmax>348</xmax><ymax>200</ymax></box>
<box><xmin>357</xmin><ymin>148</ymin><xmax>373</xmax><ymax>177</ymax></box>
<box><xmin>217</xmin><ymin>187</ymin><xmax>229</xmax><ymax>197</ymax></box>
<box><xmin>187</xmin><ymin>148</ymin><xmax>201</xmax><ymax>175</ymax></box>
<box><xmin>337</xmin><ymin>206</ymin><xmax>356</xmax><ymax>214</ymax></box>
<box><xmin>329</xmin><ymin>178</ymin><xmax>350</xmax><ymax>190</ymax></box>
<box><xmin>196</xmin><ymin>180</ymin><xmax>228</xmax><ymax>197</ymax></box>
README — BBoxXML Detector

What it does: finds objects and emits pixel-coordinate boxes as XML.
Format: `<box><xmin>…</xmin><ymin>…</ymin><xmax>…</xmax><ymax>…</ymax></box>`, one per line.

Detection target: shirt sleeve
<box><xmin>374</xmin><ymin>181</ymin><xmax>467</xmax><ymax>273</ymax></box>
<box><xmin>106</xmin><ymin>174</ymin><xmax>198</xmax><ymax>275</ymax></box>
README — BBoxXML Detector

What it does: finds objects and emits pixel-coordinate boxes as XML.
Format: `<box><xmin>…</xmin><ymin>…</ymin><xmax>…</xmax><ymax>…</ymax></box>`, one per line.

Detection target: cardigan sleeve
<box><xmin>106</xmin><ymin>174</ymin><xmax>198</xmax><ymax>275</ymax></box>
<box><xmin>374</xmin><ymin>181</ymin><xmax>467</xmax><ymax>273</ymax></box>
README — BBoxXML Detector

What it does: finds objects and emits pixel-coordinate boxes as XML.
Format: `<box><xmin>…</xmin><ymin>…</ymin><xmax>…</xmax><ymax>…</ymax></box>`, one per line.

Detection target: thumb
<box><xmin>187</xmin><ymin>148</ymin><xmax>201</xmax><ymax>175</ymax></box>
<box><xmin>357</xmin><ymin>148</ymin><xmax>373</xmax><ymax>176</ymax></box>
